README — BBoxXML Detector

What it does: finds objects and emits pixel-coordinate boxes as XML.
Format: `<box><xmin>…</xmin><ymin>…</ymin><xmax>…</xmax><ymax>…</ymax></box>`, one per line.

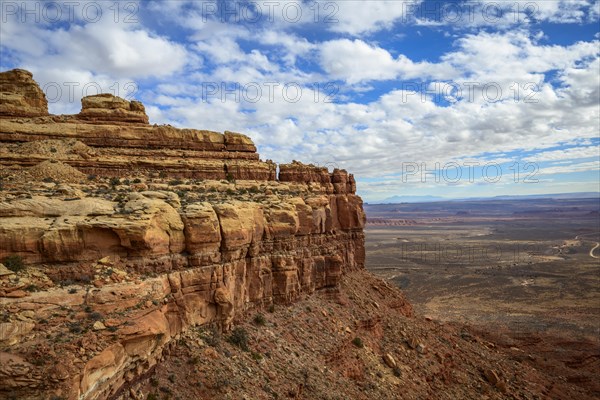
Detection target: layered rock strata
<box><xmin>0</xmin><ymin>69</ymin><xmax>365</xmax><ymax>400</ymax></box>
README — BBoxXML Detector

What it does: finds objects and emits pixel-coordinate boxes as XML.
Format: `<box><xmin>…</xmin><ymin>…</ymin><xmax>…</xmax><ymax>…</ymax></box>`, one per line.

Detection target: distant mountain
<box><xmin>380</xmin><ymin>195</ymin><xmax>446</xmax><ymax>203</ymax></box>
<box><xmin>375</xmin><ymin>192</ymin><xmax>599</xmax><ymax>204</ymax></box>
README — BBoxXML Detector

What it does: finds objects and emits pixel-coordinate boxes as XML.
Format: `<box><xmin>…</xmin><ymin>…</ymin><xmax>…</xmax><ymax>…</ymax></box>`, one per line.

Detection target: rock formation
<box><xmin>0</xmin><ymin>69</ymin><xmax>365</xmax><ymax>400</ymax></box>
<box><xmin>0</xmin><ymin>69</ymin><xmax>48</xmax><ymax>118</ymax></box>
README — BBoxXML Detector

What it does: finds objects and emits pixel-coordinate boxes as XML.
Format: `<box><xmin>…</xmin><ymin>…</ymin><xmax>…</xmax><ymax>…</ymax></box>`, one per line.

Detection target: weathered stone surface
<box><xmin>0</xmin><ymin>263</ymin><xmax>14</xmax><ymax>276</ymax></box>
<box><xmin>0</xmin><ymin>69</ymin><xmax>48</xmax><ymax>117</ymax></box>
<box><xmin>183</xmin><ymin>202</ymin><xmax>221</xmax><ymax>255</ymax></box>
<box><xmin>0</xmin><ymin>352</ymin><xmax>41</xmax><ymax>389</ymax></box>
<box><xmin>0</xmin><ymin>321</ymin><xmax>35</xmax><ymax>346</ymax></box>
<box><xmin>79</xmin><ymin>93</ymin><xmax>149</xmax><ymax>124</ymax></box>
<box><xmin>0</xmin><ymin>194</ymin><xmax>185</xmax><ymax>262</ymax></box>
<box><xmin>279</xmin><ymin>161</ymin><xmax>331</xmax><ymax>186</ymax></box>
<box><xmin>224</xmin><ymin>131</ymin><xmax>257</xmax><ymax>152</ymax></box>
<box><xmin>383</xmin><ymin>353</ymin><xmax>397</xmax><ymax>368</ymax></box>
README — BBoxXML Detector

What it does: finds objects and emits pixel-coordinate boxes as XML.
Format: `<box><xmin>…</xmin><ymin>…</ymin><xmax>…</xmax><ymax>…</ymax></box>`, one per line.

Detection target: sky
<box><xmin>1</xmin><ymin>0</ymin><xmax>599</xmax><ymax>202</ymax></box>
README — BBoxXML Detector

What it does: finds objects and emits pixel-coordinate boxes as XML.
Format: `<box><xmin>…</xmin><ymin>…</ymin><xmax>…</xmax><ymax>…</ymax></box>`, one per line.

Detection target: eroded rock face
<box><xmin>0</xmin><ymin>69</ymin><xmax>366</xmax><ymax>400</ymax></box>
<box><xmin>79</xmin><ymin>93</ymin><xmax>149</xmax><ymax>124</ymax></box>
<box><xmin>0</xmin><ymin>69</ymin><xmax>48</xmax><ymax>117</ymax></box>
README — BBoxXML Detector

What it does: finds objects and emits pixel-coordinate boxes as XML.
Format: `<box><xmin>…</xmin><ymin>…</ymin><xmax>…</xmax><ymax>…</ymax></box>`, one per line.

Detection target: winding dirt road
<box><xmin>590</xmin><ymin>242</ymin><xmax>599</xmax><ymax>259</ymax></box>
<box><xmin>575</xmin><ymin>234</ymin><xmax>600</xmax><ymax>259</ymax></box>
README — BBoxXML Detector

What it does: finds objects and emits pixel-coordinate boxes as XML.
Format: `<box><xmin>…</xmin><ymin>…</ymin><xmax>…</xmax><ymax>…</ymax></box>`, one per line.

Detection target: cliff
<box><xmin>0</xmin><ymin>69</ymin><xmax>365</xmax><ymax>400</ymax></box>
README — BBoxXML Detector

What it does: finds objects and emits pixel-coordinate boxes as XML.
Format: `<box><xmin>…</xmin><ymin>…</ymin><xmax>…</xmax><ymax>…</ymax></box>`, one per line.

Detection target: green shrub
<box><xmin>199</xmin><ymin>325</ymin><xmax>221</xmax><ymax>347</ymax></box>
<box><xmin>228</xmin><ymin>327</ymin><xmax>249</xmax><ymax>351</ymax></box>
<box><xmin>68</xmin><ymin>322</ymin><xmax>83</xmax><ymax>334</ymax></box>
<box><xmin>352</xmin><ymin>337</ymin><xmax>364</xmax><ymax>348</ymax></box>
<box><xmin>109</xmin><ymin>177</ymin><xmax>121</xmax><ymax>186</ymax></box>
<box><xmin>3</xmin><ymin>255</ymin><xmax>25</xmax><ymax>272</ymax></box>
<box><xmin>89</xmin><ymin>312</ymin><xmax>103</xmax><ymax>321</ymax></box>
<box><xmin>253</xmin><ymin>313</ymin><xmax>266</xmax><ymax>326</ymax></box>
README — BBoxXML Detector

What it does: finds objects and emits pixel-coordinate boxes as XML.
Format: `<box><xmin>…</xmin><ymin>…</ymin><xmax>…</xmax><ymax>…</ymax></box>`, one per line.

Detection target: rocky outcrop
<box><xmin>0</xmin><ymin>69</ymin><xmax>48</xmax><ymax>117</ymax></box>
<box><xmin>279</xmin><ymin>161</ymin><xmax>357</xmax><ymax>194</ymax></box>
<box><xmin>79</xmin><ymin>93</ymin><xmax>149</xmax><ymax>124</ymax></box>
<box><xmin>0</xmin><ymin>69</ymin><xmax>365</xmax><ymax>400</ymax></box>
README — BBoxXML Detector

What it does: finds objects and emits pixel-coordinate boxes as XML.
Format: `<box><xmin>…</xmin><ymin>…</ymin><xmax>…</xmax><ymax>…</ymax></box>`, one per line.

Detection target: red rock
<box><xmin>484</xmin><ymin>368</ymin><xmax>500</xmax><ymax>385</ymax></box>
<box><xmin>4</xmin><ymin>290</ymin><xmax>27</xmax><ymax>298</ymax></box>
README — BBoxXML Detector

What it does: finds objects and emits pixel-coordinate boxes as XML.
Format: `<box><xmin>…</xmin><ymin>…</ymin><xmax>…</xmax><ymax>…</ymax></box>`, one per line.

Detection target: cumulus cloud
<box><xmin>1</xmin><ymin>1</ymin><xmax>598</xmax><ymax>201</ymax></box>
<box><xmin>525</xmin><ymin>146</ymin><xmax>600</xmax><ymax>162</ymax></box>
<box><xmin>328</xmin><ymin>1</ymin><xmax>422</xmax><ymax>35</ymax></box>
<box><xmin>319</xmin><ymin>39</ymin><xmax>456</xmax><ymax>84</ymax></box>
<box><xmin>0</xmin><ymin>2</ymin><xmax>189</xmax><ymax>114</ymax></box>
<box><xmin>414</xmin><ymin>0</ymin><xmax>600</xmax><ymax>28</ymax></box>
<box><xmin>8</xmin><ymin>22</ymin><xmax>187</xmax><ymax>79</ymax></box>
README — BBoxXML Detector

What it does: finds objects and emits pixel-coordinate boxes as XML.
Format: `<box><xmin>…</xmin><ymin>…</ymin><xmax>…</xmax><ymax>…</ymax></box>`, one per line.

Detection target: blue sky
<box><xmin>1</xmin><ymin>0</ymin><xmax>599</xmax><ymax>202</ymax></box>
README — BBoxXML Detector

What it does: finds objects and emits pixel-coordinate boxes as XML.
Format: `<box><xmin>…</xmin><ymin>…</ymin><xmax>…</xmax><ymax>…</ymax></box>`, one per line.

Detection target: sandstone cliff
<box><xmin>0</xmin><ymin>69</ymin><xmax>365</xmax><ymax>400</ymax></box>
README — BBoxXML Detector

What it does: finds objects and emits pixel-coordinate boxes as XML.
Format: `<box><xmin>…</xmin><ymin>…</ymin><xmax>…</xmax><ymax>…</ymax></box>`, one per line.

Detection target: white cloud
<box><xmin>414</xmin><ymin>0</ymin><xmax>599</xmax><ymax>28</ymax></box>
<box><xmin>329</xmin><ymin>1</ymin><xmax>422</xmax><ymax>35</ymax></box>
<box><xmin>319</xmin><ymin>39</ymin><xmax>454</xmax><ymax>84</ymax></box>
<box><xmin>525</xmin><ymin>146</ymin><xmax>600</xmax><ymax>162</ymax></box>
<box><xmin>538</xmin><ymin>161</ymin><xmax>600</xmax><ymax>175</ymax></box>
<box><xmin>1</xmin><ymin>3</ymin><xmax>189</xmax><ymax>114</ymax></box>
<box><xmin>257</xmin><ymin>30</ymin><xmax>317</xmax><ymax>66</ymax></box>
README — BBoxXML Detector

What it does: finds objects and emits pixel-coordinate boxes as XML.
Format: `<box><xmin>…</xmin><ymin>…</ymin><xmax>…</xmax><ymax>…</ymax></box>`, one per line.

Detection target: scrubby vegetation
<box><xmin>3</xmin><ymin>255</ymin><xmax>25</xmax><ymax>272</ymax></box>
